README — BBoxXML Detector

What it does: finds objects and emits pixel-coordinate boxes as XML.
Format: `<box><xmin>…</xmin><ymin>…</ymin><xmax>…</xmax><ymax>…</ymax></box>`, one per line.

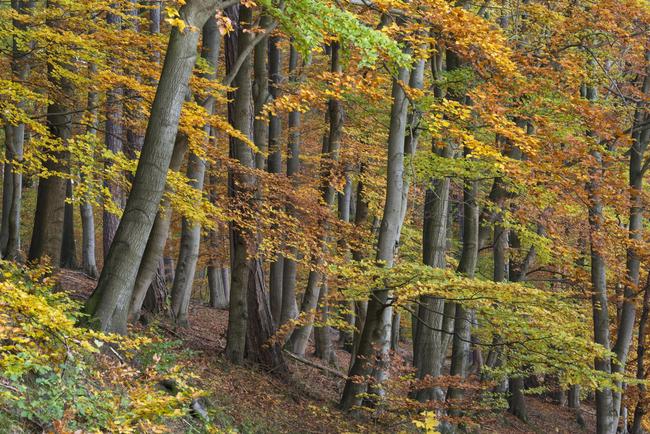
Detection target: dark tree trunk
<box><xmin>287</xmin><ymin>43</ymin><xmax>342</xmax><ymax>359</ymax></box>
<box><xmin>279</xmin><ymin>44</ymin><xmax>302</xmax><ymax>328</ymax></box>
<box><xmin>268</xmin><ymin>34</ymin><xmax>284</xmax><ymax>325</ymax></box>
<box><xmin>29</xmin><ymin>55</ymin><xmax>72</xmax><ymax>265</ymax></box>
<box><xmin>60</xmin><ymin>179</ymin><xmax>77</xmax><ymax>268</ymax></box>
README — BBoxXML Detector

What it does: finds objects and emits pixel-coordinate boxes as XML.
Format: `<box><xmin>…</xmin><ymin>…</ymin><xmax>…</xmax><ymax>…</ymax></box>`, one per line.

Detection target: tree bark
<box><xmin>128</xmin><ymin>134</ymin><xmax>188</xmax><ymax>322</ymax></box>
<box><xmin>29</xmin><ymin>45</ymin><xmax>72</xmax><ymax>265</ymax></box>
<box><xmin>340</xmin><ymin>63</ymin><xmax>410</xmax><ymax>410</ymax></box>
<box><xmin>84</xmin><ymin>0</ymin><xmax>220</xmax><ymax>333</ymax></box>
<box><xmin>170</xmin><ymin>14</ymin><xmax>219</xmax><ymax>327</ymax></box>
<box><xmin>286</xmin><ymin>43</ymin><xmax>342</xmax><ymax>358</ymax></box>
<box><xmin>446</xmin><ymin>156</ymin><xmax>478</xmax><ymax>413</ymax></box>
<box><xmin>60</xmin><ymin>179</ymin><xmax>77</xmax><ymax>268</ymax></box>
<box><xmin>268</xmin><ymin>34</ymin><xmax>284</xmax><ymax>325</ymax></box>
<box><xmin>102</xmin><ymin>8</ymin><xmax>125</xmax><ymax>259</ymax></box>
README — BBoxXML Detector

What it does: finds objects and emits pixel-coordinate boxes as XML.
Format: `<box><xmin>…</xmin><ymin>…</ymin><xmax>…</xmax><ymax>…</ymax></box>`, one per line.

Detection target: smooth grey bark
<box><xmin>286</xmin><ymin>43</ymin><xmax>342</xmax><ymax>358</ymax></box>
<box><xmin>209</xmin><ymin>266</ymin><xmax>230</xmax><ymax>308</ymax></box>
<box><xmin>612</xmin><ymin>67</ymin><xmax>650</xmax><ymax>429</ymax></box>
<box><xmin>632</xmin><ymin>276</ymin><xmax>650</xmax><ymax>433</ymax></box>
<box><xmin>586</xmin><ymin>102</ymin><xmax>617</xmax><ymax>434</ymax></box>
<box><xmin>413</xmin><ymin>146</ymin><xmax>454</xmax><ymax>402</ymax></box>
<box><xmin>80</xmin><ymin>66</ymin><xmax>99</xmax><ymax>278</ymax></box>
<box><xmin>350</xmin><ymin>163</ymin><xmax>369</xmax><ymax>361</ymax></box>
<box><xmin>84</xmin><ymin>0</ymin><xmax>220</xmax><ymax>333</ymax></box>
<box><xmin>29</xmin><ymin>58</ymin><xmax>72</xmax><ymax>265</ymax></box>
<box><xmin>253</xmin><ymin>15</ymin><xmax>270</xmax><ymax>171</ymax></box>
<box><xmin>1</xmin><ymin>0</ymin><xmax>32</xmax><ymax>261</ymax></box>
<box><xmin>170</xmin><ymin>153</ymin><xmax>206</xmax><ymax>326</ymax></box>
<box><xmin>225</xmin><ymin>4</ymin><xmax>255</xmax><ymax>364</ymax></box>
<box><xmin>60</xmin><ymin>179</ymin><xmax>77</xmax><ymax>268</ymax></box>
<box><xmin>340</xmin><ymin>63</ymin><xmax>410</xmax><ymax>410</ymax></box>
<box><xmin>268</xmin><ymin>34</ymin><xmax>284</xmax><ymax>325</ymax></box>
<box><xmin>338</xmin><ymin>165</ymin><xmax>354</xmax><ymax>351</ymax></box>
<box><xmin>279</xmin><ymin>44</ymin><xmax>302</xmax><ymax>327</ymax></box>
<box><xmin>446</xmin><ymin>162</ymin><xmax>478</xmax><ymax>412</ymax></box>
<box><xmin>103</xmin><ymin>8</ymin><xmax>125</xmax><ymax>260</ymax></box>
<box><xmin>128</xmin><ymin>134</ymin><xmax>188</xmax><ymax>322</ymax></box>
<box><xmin>170</xmin><ymin>14</ymin><xmax>219</xmax><ymax>327</ymax></box>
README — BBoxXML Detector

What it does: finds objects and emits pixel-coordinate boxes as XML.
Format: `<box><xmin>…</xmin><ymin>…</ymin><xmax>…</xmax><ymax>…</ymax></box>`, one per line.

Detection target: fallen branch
<box><xmin>283</xmin><ymin>350</ymin><xmax>347</xmax><ymax>379</ymax></box>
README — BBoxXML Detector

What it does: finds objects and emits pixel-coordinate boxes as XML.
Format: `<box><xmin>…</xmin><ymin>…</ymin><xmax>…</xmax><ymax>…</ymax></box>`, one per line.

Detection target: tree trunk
<box><xmin>340</xmin><ymin>64</ymin><xmax>410</xmax><ymax>410</ymax></box>
<box><xmin>29</xmin><ymin>58</ymin><xmax>72</xmax><ymax>265</ymax></box>
<box><xmin>286</xmin><ymin>42</ymin><xmax>342</xmax><ymax>358</ymax></box>
<box><xmin>279</xmin><ymin>44</ymin><xmax>302</xmax><ymax>328</ymax></box>
<box><xmin>80</xmin><ymin>65</ymin><xmax>99</xmax><ymax>278</ymax></box>
<box><xmin>246</xmin><ymin>258</ymin><xmax>288</xmax><ymax>375</ymax></box>
<box><xmin>60</xmin><ymin>179</ymin><xmax>77</xmax><ymax>268</ymax></box>
<box><xmin>225</xmin><ymin>4</ymin><xmax>255</xmax><ymax>364</ymax></box>
<box><xmin>632</xmin><ymin>275</ymin><xmax>650</xmax><ymax>433</ymax></box>
<box><xmin>446</xmin><ymin>164</ymin><xmax>478</xmax><ymax>413</ymax></box>
<box><xmin>268</xmin><ymin>34</ymin><xmax>284</xmax><ymax>325</ymax></box>
<box><xmin>84</xmin><ymin>0</ymin><xmax>219</xmax><ymax>333</ymax></box>
<box><xmin>103</xmin><ymin>7</ymin><xmax>125</xmax><ymax>259</ymax></box>
<box><xmin>128</xmin><ymin>134</ymin><xmax>188</xmax><ymax>322</ymax></box>
<box><xmin>209</xmin><ymin>265</ymin><xmax>230</xmax><ymax>308</ymax></box>
<box><xmin>170</xmin><ymin>14</ymin><xmax>219</xmax><ymax>327</ymax></box>
<box><xmin>413</xmin><ymin>145</ymin><xmax>454</xmax><ymax>402</ymax></box>
<box><xmin>170</xmin><ymin>153</ymin><xmax>206</xmax><ymax>326</ymax></box>
<box><xmin>2</xmin><ymin>0</ymin><xmax>32</xmax><ymax>261</ymax></box>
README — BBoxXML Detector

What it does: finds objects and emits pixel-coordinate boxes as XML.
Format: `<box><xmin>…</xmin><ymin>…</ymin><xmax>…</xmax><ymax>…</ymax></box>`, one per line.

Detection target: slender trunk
<box><xmin>209</xmin><ymin>265</ymin><xmax>230</xmax><ymax>308</ymax></box>
<box><xmin>84</xmin><ymin>0</ymin><xmax>219</xmax><ymax>333</ymax></box>
<box><xmin>280</xmin><ymin>44</ymin><xmax>302</xmax><ymax>327</ymax></box>
<box><xmin>170</xmin><ymin>14</ymin><xmax>219</xmax><ymax>327</ymax></box>
<box><xmin>80</xmin><ymin>65</ymin><xmax>99</xmax><ymax>277</ymax></box>
<box><xmin>225</xmin><ymin>4</ymin><xmax>255</xmax><ymax>364</ymax></box>
<box><xmin>268</xmin><ymin>34</ymin><xmax>284</xmax><ymax>325</ymax></box>
<box><xmin>340</xmin><ymin>63</ymin><xmax>410</xmax><ymax>410</ymax></box>
<box><xmin>170</xmin><ymin>153</ymin><xmax>206</xmax><ymax>326</ymax></box>
<box><xmin>287</xmin><ymin>43</ymin><xmax>342</xmax><ymax>358</ymax></box>
<box><xmin>60</xmin><ymin>179</ymin><xmax>77</xmax><ymax>268</ymax></box>
<box><xmin>446</xmin><ymin>164</ymin><xmax>478</xmax><ymax>412</ymax></box>
<box><xmin>632</xmin><ymin>276</ymin><xmax>650</xmax><ymax>433</ymax></box>
<box><xmin>103</xmin><ymin>8</ymin><xmax>125</xmax><ymax>258</ymax></box>
<box><xmin>2</xmin><ymin>0</ymin><xmax>32</xmax><ymax>261</ymax></box>
<box><xmin>350</xmin><ymin>163</ymin><xmax>369</xmax><ymax>361</ymax></box>
<box><xmin>128</xmin><ymin>134</ymin><xmax>188</xmax><ymax>322</ymax></box>
<box><xmin>413</xmin><ymin>145</ymin><xmax>454</xmax><ymax>402</ymax></box>
<box><xmin>614</xmin><ymin>71</ymin><xmax>650</xmax><ymax>429</ymax></box>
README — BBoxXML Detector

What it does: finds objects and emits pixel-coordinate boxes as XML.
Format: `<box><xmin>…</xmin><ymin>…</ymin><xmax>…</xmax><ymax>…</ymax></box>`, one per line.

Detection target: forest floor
<box><xmin>56</xmin><ymin>269</ymin><xmax>597</xmax><ymax>434</ymax></box>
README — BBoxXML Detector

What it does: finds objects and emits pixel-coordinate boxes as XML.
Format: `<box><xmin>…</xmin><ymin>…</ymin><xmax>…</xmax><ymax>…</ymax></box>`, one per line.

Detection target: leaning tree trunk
<box><xmin>84</xmin><ymin>0</ymin><xmax>220</xmax><ymax>333</ymax></box>
<box><xmin>170</xmin><ymin>14</ymin><xmax>220</xmax><ymax>327</ymax></box>
<box><xmin>128</xmin><ymin>134</ymin><xmax>188</xmax><ymax>322</ymax></box>
<box><xmin>170</xmin><ymin>153</ymin><xmax>206</xmax><ymax>326</ymax></box>
<box><xmin>340</xmin><ymin>63</ymin><xmax>410</xmax><ymax>410</ymax></box>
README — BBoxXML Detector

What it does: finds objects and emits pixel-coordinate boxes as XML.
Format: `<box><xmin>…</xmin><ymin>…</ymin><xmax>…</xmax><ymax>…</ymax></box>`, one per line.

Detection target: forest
<box><xmin>0</xmin><ymin>0</ymin><xmax>649</xmax><ymax>433</ymax></box>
